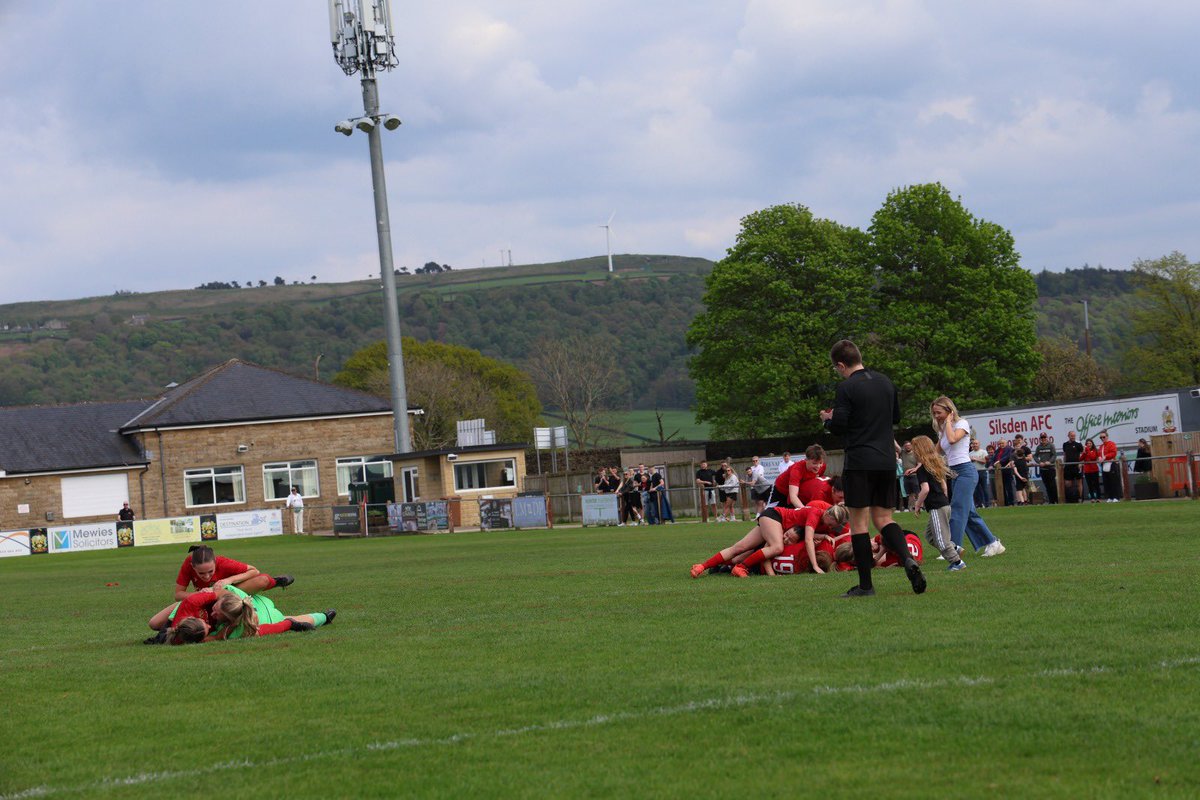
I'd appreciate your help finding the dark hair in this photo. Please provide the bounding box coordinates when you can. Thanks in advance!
[805,444,825,461]
[828,474,843,492]
[190,545,215,565]
[830,339,862,367]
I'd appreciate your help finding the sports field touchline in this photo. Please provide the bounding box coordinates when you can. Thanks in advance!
[4,654,1198,800]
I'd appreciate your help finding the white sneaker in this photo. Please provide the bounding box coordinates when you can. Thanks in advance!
[617,522,625,527]
[983,540,1006,557]
[936,555,946,561]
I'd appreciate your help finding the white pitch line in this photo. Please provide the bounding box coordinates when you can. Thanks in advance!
[3,656,1198,800]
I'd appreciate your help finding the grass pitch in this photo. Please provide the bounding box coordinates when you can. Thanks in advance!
[2,502,1198,798]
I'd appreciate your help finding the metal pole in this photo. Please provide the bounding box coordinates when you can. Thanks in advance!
[360,76,411,453]
[1083,300,1092,357]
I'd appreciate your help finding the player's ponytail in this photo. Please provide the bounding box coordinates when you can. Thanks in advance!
[215,593,260,637]
[190,545,216,566]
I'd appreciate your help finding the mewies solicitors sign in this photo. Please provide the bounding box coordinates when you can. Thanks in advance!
[965,393,1181,448]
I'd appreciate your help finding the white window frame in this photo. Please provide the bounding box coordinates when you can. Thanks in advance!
[184,466,246,508]
[262,460,320,502]
[335,455,394,496]
[453,458,517,493]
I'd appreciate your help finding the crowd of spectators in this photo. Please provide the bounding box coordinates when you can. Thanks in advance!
[592,463,675,525]
[899,429,1154,507]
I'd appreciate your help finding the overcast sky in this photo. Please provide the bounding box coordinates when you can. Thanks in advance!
[1,1,1197,304]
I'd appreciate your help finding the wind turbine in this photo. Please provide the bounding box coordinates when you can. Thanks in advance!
[600,212,615,273]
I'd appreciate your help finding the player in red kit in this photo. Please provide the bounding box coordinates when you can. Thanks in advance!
[766,444,828,508]
[173,545,293,601]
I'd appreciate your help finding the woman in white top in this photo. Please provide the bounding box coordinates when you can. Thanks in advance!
[718,465,741,522]
[968,439,993,509]
[931,396,1005,558]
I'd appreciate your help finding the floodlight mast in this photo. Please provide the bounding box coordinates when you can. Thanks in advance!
[328,0,411,454]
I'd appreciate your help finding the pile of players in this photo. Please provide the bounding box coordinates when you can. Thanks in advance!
[143,545,336,645]
[689,444,927,578]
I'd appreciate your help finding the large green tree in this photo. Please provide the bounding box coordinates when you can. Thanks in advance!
[686,204,871,437]
[1121,252,1200,388]
[687,185,1040,433]
[868,183,1039,421]
[334,339,542,450]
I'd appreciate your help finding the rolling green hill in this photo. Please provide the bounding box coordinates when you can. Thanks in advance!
[0,260,1149,417]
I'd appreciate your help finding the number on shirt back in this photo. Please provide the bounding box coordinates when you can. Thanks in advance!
[772,554,796,574]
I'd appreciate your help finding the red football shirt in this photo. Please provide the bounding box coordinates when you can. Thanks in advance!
[173,591,219,625]
[767,543,812,575]
[176,555,251,591]
[875,534,924,567]
[772,459,827,498]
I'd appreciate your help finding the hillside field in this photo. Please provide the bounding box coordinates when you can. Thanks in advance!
[2,501,1197,798]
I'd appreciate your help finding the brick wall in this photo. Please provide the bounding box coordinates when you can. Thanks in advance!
[0,414,395,532]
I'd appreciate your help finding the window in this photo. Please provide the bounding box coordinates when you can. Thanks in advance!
[336,456,394,496]
[185,466,245,507]
[453,458,516,492]
[263,460,319,501]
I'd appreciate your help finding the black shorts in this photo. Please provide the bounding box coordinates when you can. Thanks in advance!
[759,507,784,525]
[902,474,920,494]
[623,492,642,509]
[763,486,796,509]
[718,490,738,503]
[1062,465,1080,480]
[843,469,898,509]
[751,487,771,502]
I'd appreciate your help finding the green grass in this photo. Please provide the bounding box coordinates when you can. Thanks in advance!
[2,502,1198,798]
[616,408,710,444]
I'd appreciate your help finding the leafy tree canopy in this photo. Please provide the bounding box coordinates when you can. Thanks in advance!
[1121,251,1200,388]
[688,185,1040,434]
[334,338,542,450]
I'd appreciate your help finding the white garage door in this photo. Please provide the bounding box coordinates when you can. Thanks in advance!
[61,474,130,519]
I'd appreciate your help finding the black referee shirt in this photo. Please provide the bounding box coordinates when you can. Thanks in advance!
[825,367,901,471]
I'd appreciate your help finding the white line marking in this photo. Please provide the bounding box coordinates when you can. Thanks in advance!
[3,656,1197,799]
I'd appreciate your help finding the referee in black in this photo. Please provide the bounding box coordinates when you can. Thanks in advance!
[820,339,926,597]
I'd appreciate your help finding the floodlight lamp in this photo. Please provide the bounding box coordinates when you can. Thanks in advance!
[355,116,377,133]
[382,115,402,131]
[335,120,355,136]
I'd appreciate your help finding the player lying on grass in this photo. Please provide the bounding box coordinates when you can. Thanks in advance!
[753,527,836,575]
[172,544,294,602]
[689,501,849,578]
[147,586,335,644]
[834,530,923,570]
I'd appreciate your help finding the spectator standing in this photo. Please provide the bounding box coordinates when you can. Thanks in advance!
[995,438,1016,507]
[695,461,718,522]
[1098,430,1121,502]
[900,441,919,512]
[618,468,645,525]
[118,502,136,522]
[1061,431,1084,503]
[969,439,991,509]
[1012,434,1031,505]
[718,465,740,521]
[647,468,674,523]
[1033,432,1059,504]
[1134,438,1153,475]
[745,456,770,515]
[286,486,305,534]
[1082,439,1102,502]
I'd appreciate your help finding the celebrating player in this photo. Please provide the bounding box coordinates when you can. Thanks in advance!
[688,502,849,578]
[764,444,828,508]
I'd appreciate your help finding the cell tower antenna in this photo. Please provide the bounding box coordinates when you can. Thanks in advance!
[327,0,410,453]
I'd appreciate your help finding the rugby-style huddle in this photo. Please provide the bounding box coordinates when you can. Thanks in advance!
[143,545,336,645]
[691,339,1006,597]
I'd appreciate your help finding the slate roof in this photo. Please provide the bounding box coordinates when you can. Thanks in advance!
[0,401,149,474]
[120,359,393,430]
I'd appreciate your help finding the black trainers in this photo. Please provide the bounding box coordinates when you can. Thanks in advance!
[905,559,927,595]
[290,619,316,632]
[274,575,295,588]
[841,585,876,598]
[142,627,171,645]
[324,609,337,625]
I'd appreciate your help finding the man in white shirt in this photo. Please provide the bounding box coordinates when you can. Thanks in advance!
[286,486,305,534]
